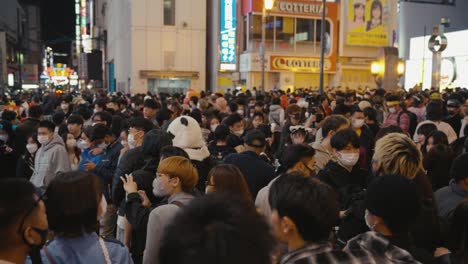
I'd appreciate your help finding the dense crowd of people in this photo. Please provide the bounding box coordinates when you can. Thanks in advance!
[1,86,468,264]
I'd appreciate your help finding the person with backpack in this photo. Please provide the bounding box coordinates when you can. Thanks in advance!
[383,94,416,136]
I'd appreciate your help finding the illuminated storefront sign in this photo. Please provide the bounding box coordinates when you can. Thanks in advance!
[276,1,325,16]
[220,0,237,71]
[270,56,333,72]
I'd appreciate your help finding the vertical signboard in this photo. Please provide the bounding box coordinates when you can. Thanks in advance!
[220,0,237,71]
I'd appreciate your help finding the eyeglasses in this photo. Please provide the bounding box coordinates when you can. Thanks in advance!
[17,191,47,234]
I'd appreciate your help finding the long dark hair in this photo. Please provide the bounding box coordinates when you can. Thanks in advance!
[207,164,252,202]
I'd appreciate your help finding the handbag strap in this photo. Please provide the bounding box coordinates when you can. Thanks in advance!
[43,245,55,264]
[99,237,112,264]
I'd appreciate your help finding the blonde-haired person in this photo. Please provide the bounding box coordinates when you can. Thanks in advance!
[372,132,423,180]
[142,156,198,264]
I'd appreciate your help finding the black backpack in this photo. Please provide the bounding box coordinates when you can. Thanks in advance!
[398,110,418,136]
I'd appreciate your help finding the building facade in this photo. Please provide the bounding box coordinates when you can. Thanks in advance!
[107,0,207,94]
[237,0,398,91]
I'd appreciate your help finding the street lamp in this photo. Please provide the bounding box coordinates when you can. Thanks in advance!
[397,60,405,78]
[261,0,274,93]
[371,61,383,89]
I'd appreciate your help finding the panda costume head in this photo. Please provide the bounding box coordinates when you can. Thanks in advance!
[167,116,210,161]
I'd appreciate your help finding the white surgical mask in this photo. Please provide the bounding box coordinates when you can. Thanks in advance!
[98,195,107,221]
[365,210,376,231]
[26,143,38,154]
[98,143,108,149]
[388,107,396,114]
[127,133,137,149]
[338,152,359,167]
[152,177,171,197]
[233,129,244,137]
[0,134,8,143]
[210,124,219,132]
[61,103,69,110]
[121,140,128,147]
[37,135,50,145]
[352,119,365,128]
[237,110,244,116]
[77,139,91,149]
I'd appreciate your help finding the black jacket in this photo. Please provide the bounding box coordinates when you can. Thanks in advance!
[317,161,368,210]
[224,151,275,198]
[16,153,35,179]
[93,140,123,201]
[112,146,145,206]
[357,125,375,170]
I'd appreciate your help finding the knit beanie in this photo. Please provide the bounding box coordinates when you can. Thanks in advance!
[365,174,421,234]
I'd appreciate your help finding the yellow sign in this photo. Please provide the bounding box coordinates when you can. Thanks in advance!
[346,0,389,47]
[270,56,334,72]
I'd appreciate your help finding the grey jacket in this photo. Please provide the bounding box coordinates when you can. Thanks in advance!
[30,134,71,187]
[435,179,468,223]
[143,192,194,264]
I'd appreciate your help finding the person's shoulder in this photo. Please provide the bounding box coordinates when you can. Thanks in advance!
[434,185,452,198]
[103,237,126,248]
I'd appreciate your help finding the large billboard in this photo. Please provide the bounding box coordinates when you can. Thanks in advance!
[346,0,390,47]
[220,0,237,71]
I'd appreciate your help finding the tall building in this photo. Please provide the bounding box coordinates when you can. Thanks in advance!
[107,0,207,94]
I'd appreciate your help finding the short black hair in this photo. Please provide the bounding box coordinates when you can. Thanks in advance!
[46,171,102,237]
[280,144,315,171]
[95,99,107,109]
[214,124,230,141]
[144,99,160,109]
[28,105,43,119]
[67,115,84,125]
[272,98,281,105]
[0,178,37,247]
[426,101,443,121]
[321,115,349,138]
[141,129,173,160]
[330,128,359,150]
[350,105,363,115]
[38,120,55,132]
[252,111,264,120]
[223,114,243,127]
[363,107,377,122]
[94,111,112,127]
[269,172,339,242]
[416,123,437,137]
[128,117,154,133]
[1,110,17,122]
[159,193,275,264]
[90,124,111,141]
[365,174,421,234]
[160,145,189,160]
[52,111,66,126]
[450,153,468,182]
[229,102,239,113]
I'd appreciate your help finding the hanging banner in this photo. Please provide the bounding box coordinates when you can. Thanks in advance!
[346,0,389,47]
[220,0,237,71]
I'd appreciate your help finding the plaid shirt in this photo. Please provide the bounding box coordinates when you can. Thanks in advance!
[278,241,376,264]
[345,231,422,264]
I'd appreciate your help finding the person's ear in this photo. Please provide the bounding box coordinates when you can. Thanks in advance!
[327,130,335,138]
[171,177,180,189]
[23,226,37,245]
[281,216,296,235]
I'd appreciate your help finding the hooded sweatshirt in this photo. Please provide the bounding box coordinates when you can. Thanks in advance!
[30,134,71,187]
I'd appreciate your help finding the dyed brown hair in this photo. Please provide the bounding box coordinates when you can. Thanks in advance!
[207,164,252,202]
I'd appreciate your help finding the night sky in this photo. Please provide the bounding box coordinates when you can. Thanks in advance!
[39,0,74,63]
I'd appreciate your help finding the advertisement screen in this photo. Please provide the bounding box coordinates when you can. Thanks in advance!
[220,0,237,71]
[346,0,390,47]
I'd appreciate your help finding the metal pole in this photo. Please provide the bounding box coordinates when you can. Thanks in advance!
[318,0,326,95]
[261,4,266,93]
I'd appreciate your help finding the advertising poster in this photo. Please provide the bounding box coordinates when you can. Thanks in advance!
[346,0,389,47]
[220,0,237,71]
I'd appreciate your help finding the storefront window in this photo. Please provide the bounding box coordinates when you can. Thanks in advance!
[295,18,331,56]
[164,0,176,26]
[148,78,190,94]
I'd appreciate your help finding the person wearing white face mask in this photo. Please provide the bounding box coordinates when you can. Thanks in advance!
[344,174,438,263]
[317,129,367,213]
[30,120,70,187]
[120,156,198,264]
[224,113,245,152]
[62,133,81,171]
[16,135,41,179]
[350,106,375,169]
[77,125,107,172]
